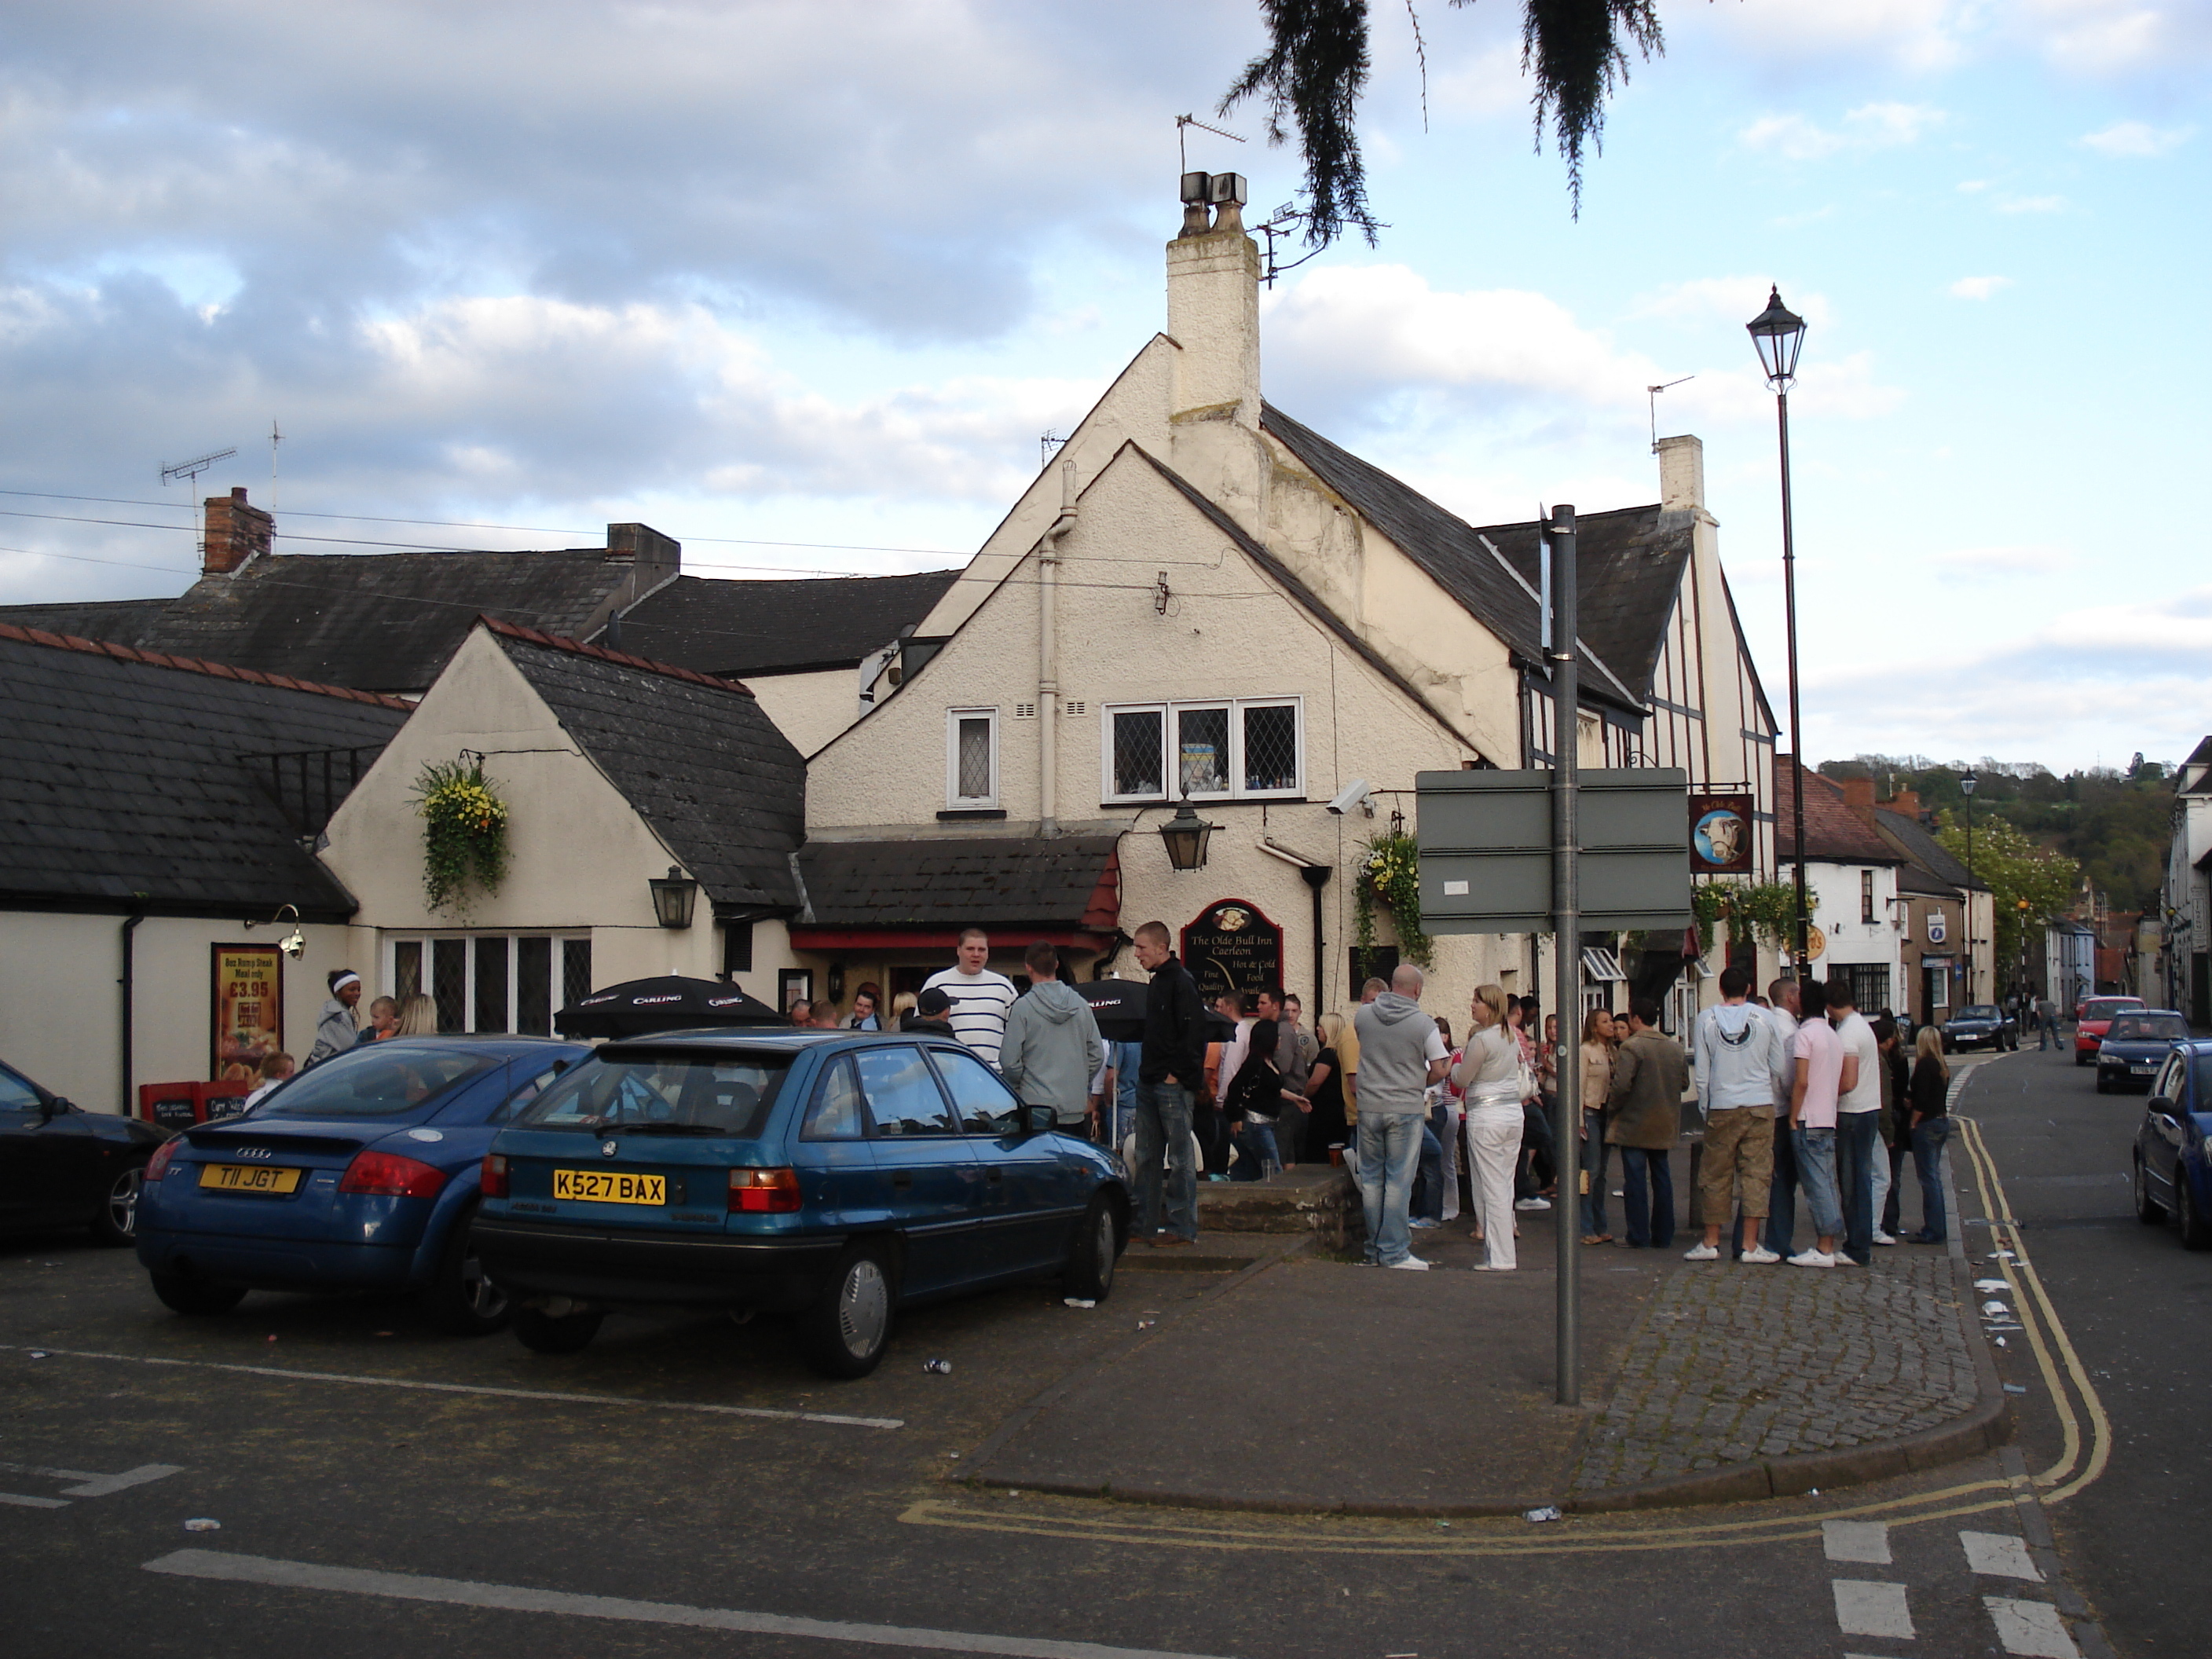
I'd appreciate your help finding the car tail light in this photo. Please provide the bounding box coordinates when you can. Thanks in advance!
[145,1137,182,1181]
[481,1153,510,1199]
[339,1149,449,1199]
[728,1166,801,1213]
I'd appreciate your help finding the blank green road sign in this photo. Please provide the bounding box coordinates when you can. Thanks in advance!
[1415,768,1693,934]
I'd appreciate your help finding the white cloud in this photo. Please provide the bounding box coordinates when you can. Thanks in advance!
[1947,276,2013,299]
[2079,119,2195,156]
[1738,102,1947,161]
[1690,0,1969,74]
[1995,194,2067,213]
[1630,276,1837,331]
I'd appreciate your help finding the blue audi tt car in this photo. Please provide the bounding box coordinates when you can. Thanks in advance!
[471,1029,1130,1377]
[2133,1038,2212,1251]
[137,1035,587,1332]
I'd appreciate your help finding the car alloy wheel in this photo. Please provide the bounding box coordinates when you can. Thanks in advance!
[93,1166,144,1246]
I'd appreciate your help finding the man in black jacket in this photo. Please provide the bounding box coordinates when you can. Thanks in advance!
[1133,919,1207,1247]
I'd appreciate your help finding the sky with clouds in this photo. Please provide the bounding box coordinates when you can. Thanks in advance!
[2,0,2205,772]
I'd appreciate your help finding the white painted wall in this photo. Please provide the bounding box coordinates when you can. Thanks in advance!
[0,910,357,1115]
[742,665,866,759]
[1800,858,1905,1004]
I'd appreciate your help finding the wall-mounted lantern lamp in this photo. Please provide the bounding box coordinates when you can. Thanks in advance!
[1158,794,1218,873]
[649,866,698,929]
[245,903,307,958]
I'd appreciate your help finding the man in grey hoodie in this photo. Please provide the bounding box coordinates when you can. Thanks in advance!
[1351,964,1450,1269]
[998,941,1107,1136]
[1686,965,1782,1263]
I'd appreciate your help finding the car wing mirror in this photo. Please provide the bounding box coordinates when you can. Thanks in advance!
[1021,1104,1054,1137]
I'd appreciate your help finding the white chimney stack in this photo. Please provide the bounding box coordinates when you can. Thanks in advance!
[1165,172,1266,533]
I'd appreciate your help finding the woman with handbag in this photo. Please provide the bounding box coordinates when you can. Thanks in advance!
[1452,983,1525,1271]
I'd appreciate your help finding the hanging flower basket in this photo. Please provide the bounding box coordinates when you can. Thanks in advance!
[1690,877,1814,953]
[1353,829,1432,973]
[414,758,509,915]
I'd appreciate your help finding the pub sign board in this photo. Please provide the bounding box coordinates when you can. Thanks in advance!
[1688,793,1756,876]
[1181,900,1284,1003]
[211,943,284,1084]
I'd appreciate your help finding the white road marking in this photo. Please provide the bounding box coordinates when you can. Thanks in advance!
[1961,1530,2043,1582]
[0,1461,183,1500]
[1822,1520,1892,1564]
[0,1345,899,1430]
[1985,1596,2078,1658]
[143,1549,1236,1659]
[1832,1580,1914,1639]
[0,1493,70,1509]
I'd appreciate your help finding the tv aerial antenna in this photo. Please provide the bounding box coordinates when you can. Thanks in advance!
[1647,377,1694,452]
[1176,113,1243,173]
[161,446,238,566]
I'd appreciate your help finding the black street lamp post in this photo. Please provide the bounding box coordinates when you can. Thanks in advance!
[1747,287,1811,976]
[1961,770,1978,999]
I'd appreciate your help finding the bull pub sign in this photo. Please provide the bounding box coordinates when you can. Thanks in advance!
[1180,899,1284,1002]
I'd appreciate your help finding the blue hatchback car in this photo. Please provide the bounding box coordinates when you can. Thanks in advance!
[471,1030,1130,1377]
[2133,1038,2212,1250]
[137,1035,588,1332]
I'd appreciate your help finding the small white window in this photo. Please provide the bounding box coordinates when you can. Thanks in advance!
[947,708,998,807]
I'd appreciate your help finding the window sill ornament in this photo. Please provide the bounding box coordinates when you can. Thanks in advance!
[414,757,509,917]
[1354,830,1430,972]
[1690,878,1815,954]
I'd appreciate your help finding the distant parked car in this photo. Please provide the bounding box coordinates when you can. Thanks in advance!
[1,1057,166,1243]
[2133,1040,2212,1249]
[471,1029,1130,1378]
[2097,1010,2189,1094]
[135,1036,587,1332]
[2075,996,2148,1066]
[1941,1005,2017,1053]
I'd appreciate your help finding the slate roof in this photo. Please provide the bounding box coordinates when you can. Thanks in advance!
[617,571,962,678]
[1262,404,1682,712]
[1875,807,1985,895]
[0,624,411,917]
[138,551,640,694]
[485,621,807,914]
[1775,763,1900,865]
[0,596,170,647]
[795,836,1122,930]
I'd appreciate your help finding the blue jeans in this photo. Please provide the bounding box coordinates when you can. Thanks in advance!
[1357,1111,1426,1265]
[1792,1126,1844,1241]
[1835,1111,1881,1264]
[1412,1121,1445,1221]
[1762,1122,1800,1255]
[1910,1117,1952,1241]
[1619,1146,1673,1248]
[1580,1111,1611,1236]
[1231,1118,1278,1181]
[1109,1041,1143,1147]
[1133,1080,1197,1242]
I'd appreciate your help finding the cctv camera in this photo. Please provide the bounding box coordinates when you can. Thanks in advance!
[1327,779,1374,816]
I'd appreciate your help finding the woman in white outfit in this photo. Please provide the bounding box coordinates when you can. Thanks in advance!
[1452,983,1525,1271]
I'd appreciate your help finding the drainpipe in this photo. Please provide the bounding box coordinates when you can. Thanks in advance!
[119,909,145,1116]
[1301,865,1331,1016]
[1038,459,1077,839]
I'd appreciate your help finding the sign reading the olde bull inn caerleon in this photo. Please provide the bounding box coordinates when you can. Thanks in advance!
[1181,900,1284,1002]
[1687,793,1756,875]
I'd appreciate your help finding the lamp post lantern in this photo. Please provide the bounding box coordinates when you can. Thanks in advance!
[1961,770,1978,999]
[1747,286,1811,975]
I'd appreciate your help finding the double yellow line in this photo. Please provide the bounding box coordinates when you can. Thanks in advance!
[904,1085,2111,1558]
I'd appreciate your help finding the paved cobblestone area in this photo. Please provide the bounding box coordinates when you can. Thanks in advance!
[1571,1250,1979,1492]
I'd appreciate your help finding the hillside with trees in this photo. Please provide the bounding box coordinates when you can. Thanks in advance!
[1818,755,2172,914]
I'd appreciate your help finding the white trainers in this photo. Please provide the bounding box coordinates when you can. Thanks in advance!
[1740,1246,1782,1265]
[1832,1253,1862,1266]
[1787,1248,1835,1269]
[1683,1243,1719,1261]
[1514,1197,1551,1211]
[1872,1230,1898,1246]
[1386,1255,1433,1271]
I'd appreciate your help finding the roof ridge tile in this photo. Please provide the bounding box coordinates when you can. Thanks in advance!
[0,620,414,709]
[478,614,756,697]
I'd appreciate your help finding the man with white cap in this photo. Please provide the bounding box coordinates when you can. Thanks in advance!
[308,969,364,1065]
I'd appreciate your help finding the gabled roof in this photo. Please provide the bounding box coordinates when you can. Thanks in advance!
[483,621,807,914]
[0,624,410,917]
[137,551,642,694]
[796,836,1121,930]
[1776,763,1900,865]
[616,569,961,678]
[2177,735,2212,796]
[1875,807,1985,894]
[1261,404,1683,714]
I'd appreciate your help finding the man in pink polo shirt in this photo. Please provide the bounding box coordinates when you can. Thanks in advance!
[1785,979,1859,1268]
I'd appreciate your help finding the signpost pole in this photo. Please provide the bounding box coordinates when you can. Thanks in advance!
[1547,506,1580,1408]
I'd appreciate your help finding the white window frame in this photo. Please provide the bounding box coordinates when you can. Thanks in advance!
[1100,695,1305,804]
[383,932,592,1035]
[946,707,1000,808]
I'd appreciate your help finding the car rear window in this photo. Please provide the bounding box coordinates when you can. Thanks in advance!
[514,1053,790,1137]
[258,1049,500,1117]
[2084,999,2142,1020]
[2108,1015,2188,1041]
